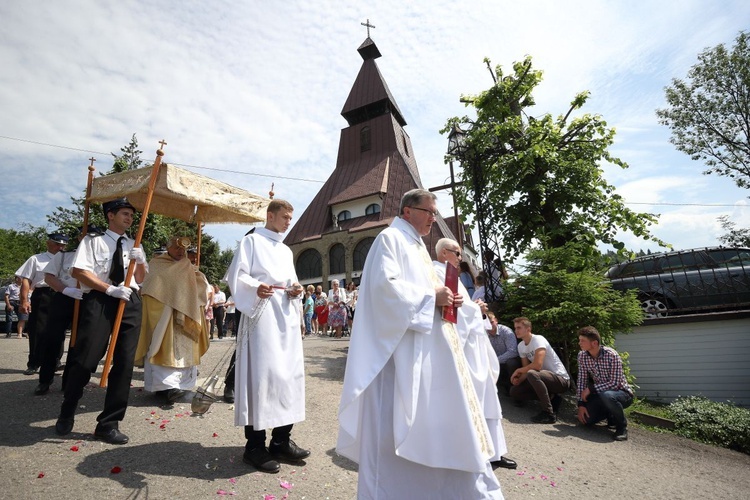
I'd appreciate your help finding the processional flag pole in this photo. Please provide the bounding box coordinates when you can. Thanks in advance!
[69,158,96,348]
[100,140,167,387]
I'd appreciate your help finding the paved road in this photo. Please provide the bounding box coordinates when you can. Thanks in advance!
[1,335,748,499]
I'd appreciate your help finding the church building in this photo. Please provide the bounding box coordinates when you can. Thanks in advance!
[284,35,457,288]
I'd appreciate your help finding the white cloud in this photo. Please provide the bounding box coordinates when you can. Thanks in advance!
[2,0,750,255]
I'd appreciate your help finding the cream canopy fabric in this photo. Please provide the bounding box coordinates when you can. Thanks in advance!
[88,163,270,224]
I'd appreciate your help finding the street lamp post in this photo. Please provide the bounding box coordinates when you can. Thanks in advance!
[447,124,505,306]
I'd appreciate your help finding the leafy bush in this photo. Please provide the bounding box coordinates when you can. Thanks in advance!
[668,396,750,454]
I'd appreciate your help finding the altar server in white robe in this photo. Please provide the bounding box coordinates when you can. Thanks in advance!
[225,199,309,475]
[337,189,504,499]
[434,238,517,470]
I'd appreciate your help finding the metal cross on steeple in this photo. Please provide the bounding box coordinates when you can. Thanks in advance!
[361,18,375,37]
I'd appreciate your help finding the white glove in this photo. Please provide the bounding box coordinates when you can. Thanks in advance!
[106,285,133,301]
[129,247,147,265]
[62,287,83,300]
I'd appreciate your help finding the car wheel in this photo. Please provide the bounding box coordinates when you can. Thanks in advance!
[640,296,669,319]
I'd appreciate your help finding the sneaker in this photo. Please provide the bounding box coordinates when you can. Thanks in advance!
[269,438,311,462]
[614,429,628,441]
[243,447,280,473]
[531,411,557,424]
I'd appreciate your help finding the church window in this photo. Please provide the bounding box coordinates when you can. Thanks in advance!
[329,244,346,274]
[338,210,351,222]
[296,249,322,280]
[365,203,380,215]
[360,126,371,152]
[353,237,375,271]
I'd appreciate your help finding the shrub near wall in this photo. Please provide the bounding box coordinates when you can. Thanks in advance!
[669,396,750,454]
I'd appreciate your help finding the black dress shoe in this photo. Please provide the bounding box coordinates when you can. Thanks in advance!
[94,427,129,445]
[23,367,38,376]
[55,417,74,436]
[614,429,628,441]
[491,456,518,470]
[56,362,65,372]
[34,383,51,395]
[243,447,280,473]
[166,388,188,403]
[269,439,311,462]
[223,385,234,404]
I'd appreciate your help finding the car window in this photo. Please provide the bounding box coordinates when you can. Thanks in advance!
[616,260,655,278]
[659,252,705,272]
[706,249,750,267]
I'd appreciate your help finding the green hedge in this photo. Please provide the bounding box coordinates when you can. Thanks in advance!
[668,396,750,454]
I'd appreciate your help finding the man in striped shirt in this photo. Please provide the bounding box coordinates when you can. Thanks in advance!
[576,326,633,441]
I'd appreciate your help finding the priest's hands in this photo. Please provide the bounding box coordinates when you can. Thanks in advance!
[435,286,463,308]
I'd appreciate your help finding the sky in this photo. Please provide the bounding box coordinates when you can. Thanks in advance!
[1,0,749,262]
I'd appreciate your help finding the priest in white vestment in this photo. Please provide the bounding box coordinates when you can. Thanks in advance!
[434,238,517,470]
[337,189,504,499]
[136,236,210,404]
[225,199,310,475]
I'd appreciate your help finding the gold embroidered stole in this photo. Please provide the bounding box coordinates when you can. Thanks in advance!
[416,244,492,457]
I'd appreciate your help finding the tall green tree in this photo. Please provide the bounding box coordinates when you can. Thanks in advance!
[657,31,750,189]
[501,243,643,373]
[0,226,47,284]
[443,56,666,262]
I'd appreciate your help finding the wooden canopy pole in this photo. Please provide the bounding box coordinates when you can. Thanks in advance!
[100,141,166,387]
[69,158,96,348]
[196,221,203,268]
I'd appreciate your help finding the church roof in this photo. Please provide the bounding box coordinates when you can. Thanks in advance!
[284,37,455,251]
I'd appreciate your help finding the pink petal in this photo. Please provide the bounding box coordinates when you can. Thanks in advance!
[264,495,276,500]
[70,445,79,452]
[557,467,564,471]
[279,480,293,490]
[550,481,557,487]
[213,433,219,438]
[229,478,237,485]
[540,475,548,480]
[516,471,525,476]
[217,490,227,495]
[37,472,45,478]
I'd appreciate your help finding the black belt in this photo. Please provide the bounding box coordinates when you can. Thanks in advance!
[32,287,55,295]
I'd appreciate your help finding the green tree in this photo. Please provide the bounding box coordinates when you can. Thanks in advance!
[500,243,643,373]
[657,31,750,189]
[443,56,666,262]
[717,215,750,246]
[0,226,47,284]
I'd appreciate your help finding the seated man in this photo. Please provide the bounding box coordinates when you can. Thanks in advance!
[576,326,634,441]
[135,236,210,404]
[510,316,571,423]
[485,312,521,396]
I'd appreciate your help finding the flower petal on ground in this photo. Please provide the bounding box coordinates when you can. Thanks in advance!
[111,466,122,474]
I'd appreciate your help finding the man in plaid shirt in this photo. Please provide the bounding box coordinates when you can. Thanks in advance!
[576,326,634,441]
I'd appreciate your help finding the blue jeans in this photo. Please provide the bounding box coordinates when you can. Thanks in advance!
[582,390,633,432]
[304,313,313,334]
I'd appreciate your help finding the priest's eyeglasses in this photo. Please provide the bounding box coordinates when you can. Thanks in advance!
[447,249,462,258]
[409,206,438,218]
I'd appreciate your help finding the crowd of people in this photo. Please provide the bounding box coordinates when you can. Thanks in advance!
[3,190,633,498]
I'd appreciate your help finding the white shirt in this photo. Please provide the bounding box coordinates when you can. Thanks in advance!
[518,334,570,380]
[72,229,139,292]
[44,251,78,288]
[16,251,56,288]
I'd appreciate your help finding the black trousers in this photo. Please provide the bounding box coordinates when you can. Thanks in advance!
[38,293,75,385]
[27,287,55,369]
[213,306,225,338]
[60,290,141,429]
[244,423,294,449]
